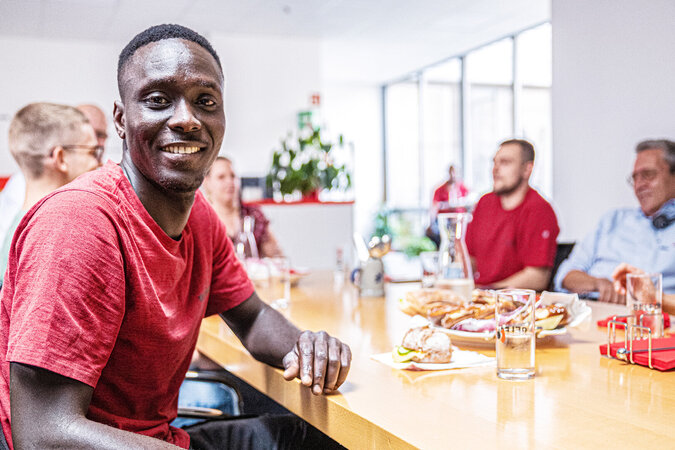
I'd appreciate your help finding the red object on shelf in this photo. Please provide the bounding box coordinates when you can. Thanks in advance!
[597,313,671,328]
[302,190,320,202]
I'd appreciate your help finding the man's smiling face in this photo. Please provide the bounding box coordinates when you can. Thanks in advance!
[116,38,225,193]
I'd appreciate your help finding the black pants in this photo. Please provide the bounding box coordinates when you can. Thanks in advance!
[183,370,345,450]
[186,414,309,450]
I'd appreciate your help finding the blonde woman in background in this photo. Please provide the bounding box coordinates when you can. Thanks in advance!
[202,156,283,258]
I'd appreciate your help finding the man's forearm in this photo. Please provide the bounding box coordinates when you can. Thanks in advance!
[11,363,180,450]
[220,293,301,368]
[241,305,302,367]
[561,270,601,293]
[491,266,551,291]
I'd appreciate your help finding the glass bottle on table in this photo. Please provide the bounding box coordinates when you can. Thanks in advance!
[234,215,259,260]
[436,212,474,302]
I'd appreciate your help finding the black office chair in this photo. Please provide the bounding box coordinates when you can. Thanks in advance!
[0,426,9,450]
[174,370,247,428]
[548,242,575,291]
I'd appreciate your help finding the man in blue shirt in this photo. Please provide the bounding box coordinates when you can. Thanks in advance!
[555,139,675,303]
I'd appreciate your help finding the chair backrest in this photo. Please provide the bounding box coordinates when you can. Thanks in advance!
[548,242,575,291]
[0,425,10,450]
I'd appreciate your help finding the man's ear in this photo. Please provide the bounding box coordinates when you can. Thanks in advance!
[523,161,534,179]
[113,100,125,139]
[49,146,69,174]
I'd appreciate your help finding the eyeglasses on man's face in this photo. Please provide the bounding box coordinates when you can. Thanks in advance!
[61,144,104,162]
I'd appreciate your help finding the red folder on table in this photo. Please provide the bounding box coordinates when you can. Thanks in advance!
[599,336,675,371]
[597,313,670,328]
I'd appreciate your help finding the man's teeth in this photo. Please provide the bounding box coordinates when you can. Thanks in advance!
[162,146,201,154]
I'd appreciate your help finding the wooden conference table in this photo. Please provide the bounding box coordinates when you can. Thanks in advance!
[196,272,675,449]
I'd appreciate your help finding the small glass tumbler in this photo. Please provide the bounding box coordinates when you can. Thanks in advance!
[419,251,439,288]
[265,257,291,310]
[626,272,663,339]
[495,289,536,380]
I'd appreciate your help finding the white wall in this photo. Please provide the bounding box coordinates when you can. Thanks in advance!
[551,0,675,241]
[0,34,323,180]
[209,33,322,177]
[0,37,122,174]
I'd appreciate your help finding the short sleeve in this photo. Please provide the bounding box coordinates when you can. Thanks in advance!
[517,201,560,268]
[205,205,255,317]
[5,190,125,387]
[432,185,446,203]
[465,196,485,256]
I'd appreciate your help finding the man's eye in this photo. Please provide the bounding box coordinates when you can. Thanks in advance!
[199,98,216,107]
[147,96,168,105]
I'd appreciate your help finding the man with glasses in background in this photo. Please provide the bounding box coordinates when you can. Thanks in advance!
[555,139,675,302]
[0,102,101,286]
[0,104,108,254]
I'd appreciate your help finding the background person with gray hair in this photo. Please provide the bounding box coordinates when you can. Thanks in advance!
[555,139,675,304]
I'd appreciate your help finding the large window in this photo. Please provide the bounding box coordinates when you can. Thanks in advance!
[383,23,552,208]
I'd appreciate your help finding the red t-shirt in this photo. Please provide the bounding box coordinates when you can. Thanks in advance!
[465,188,559,286]
[0,162,254,449]
[433,181,469,203]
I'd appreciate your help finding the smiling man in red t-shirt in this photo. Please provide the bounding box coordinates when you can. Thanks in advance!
[0,24,351,450]
[465,139,559,291]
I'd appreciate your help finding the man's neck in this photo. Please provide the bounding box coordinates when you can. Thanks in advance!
[121,155,195,240]
[22,176,64,211]
[498,183,530,211]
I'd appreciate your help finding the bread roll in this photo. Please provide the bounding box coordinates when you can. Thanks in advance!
[401,326,453,363]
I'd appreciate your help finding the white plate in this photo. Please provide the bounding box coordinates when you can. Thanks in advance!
[414,292,592,347]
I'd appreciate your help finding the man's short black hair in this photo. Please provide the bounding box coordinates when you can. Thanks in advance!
[117,24,222,88]
[500,138,535,163]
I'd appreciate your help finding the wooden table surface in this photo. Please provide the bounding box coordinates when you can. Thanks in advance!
[196,271,675,449]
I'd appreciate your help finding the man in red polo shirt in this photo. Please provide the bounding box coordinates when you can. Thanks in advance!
[465,139,559,291]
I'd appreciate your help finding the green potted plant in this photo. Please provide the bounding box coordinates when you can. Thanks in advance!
[266,128,352,202]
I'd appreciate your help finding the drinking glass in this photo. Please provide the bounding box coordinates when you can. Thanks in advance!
[626,272,663,338]
[265,257,291,310]
[495,289,535,380]
[419,251,439,288]
[244,258,270,289]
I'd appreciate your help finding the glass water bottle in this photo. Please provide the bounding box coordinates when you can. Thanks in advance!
[234,215,259,260]
[436,212,474,301]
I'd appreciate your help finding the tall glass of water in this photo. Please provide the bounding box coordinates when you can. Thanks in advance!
[627,272,663,338]
[495,289,535,380]
[265,256,291,310]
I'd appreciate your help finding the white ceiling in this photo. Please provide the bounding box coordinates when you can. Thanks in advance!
[0,0,550,57]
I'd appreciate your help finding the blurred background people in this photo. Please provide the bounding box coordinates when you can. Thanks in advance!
[556,139,675,302]
[202,156,283,258]
[0,104,108,249]
[466,139,559,291]
[432,164,469,211]
[0,102,101,285]
[76,104,109,150]
[426,164,470,247]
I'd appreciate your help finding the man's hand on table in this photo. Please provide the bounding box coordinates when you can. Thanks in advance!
[595,277,625,303]
[611,262,643,296]
[282,330,351,395]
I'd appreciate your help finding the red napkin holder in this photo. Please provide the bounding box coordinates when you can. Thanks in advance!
[597,313,670,328]
[599,337,675,371]
[599,317,675,371]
